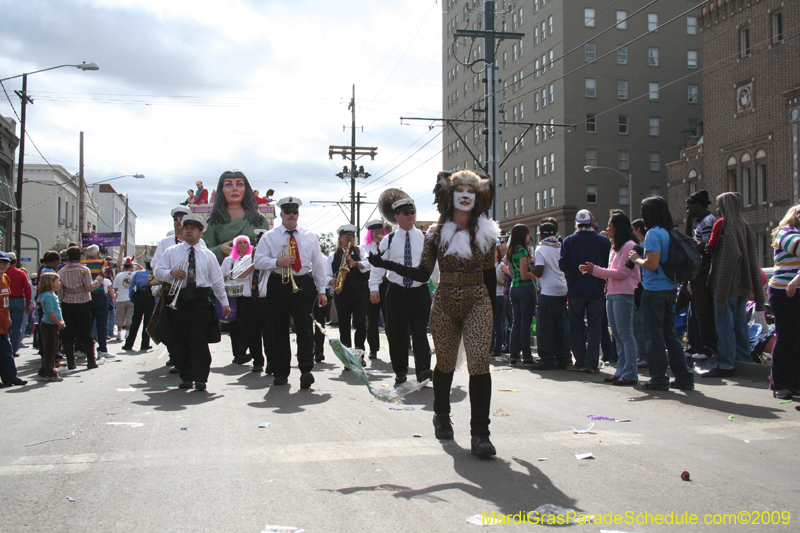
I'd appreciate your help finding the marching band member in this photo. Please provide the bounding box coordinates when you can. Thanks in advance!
[154,214,230,392]
[370,171,500,457]
[221,236,253,366]
[369,196,434,388]
[253,197,327,389]
[363,219,388,360]
[239,228,272,374]
[328,224,370,362]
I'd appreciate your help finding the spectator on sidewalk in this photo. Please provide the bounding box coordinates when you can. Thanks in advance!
[57,246,104,370]
[530,222,569,369]
[631,219,649,367]
[112,259,135,344]
[0,252,27,387]
[5,252,32,357]
[559,209,610,373]
[81,245,112,360]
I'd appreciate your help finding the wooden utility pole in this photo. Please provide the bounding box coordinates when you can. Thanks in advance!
[78,131,86,242]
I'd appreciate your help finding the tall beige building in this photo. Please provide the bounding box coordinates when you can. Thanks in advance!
[443,0,703,234]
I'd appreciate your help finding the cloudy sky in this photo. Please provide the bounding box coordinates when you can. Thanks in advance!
[0,0,444,244]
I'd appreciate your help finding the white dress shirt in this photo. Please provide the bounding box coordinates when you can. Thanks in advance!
[253,223,327,294]
[150,233,182,269]
[369,226,428,291]
[154,241,228,306]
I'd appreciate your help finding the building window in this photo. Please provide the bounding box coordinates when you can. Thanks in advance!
[534,27,539,45]
[585,8,595,27]
[648,13,659,31]
[549,49,554,68]
[618,115,629,135]
[687,16,698,35]
[760,234,773,267]
[504,201,508,219]
[541,156,548,175]
[534,59,540,78]
[618,150,630,170]
[535,193,540,211]
[503,51,508,68]
[513,74,518,92]
[542,189,548,209]
[512,44,518,62]
[535,92,540,110]
[541,53,547,73]
[772,11,784,44]
[549,153,555,173]
[650,152,661,171]
[586,185,597,204]
[650,186,661,197]
[688,84,699,104]
[649,48,659,66]
[535,159,540,177]
[520,165,525,183]
[519,102,524,119]
[550,187,555,206]
[512,12,517,30]
[585,43,595,62]
[503,81,508,98]
[521,196,525,214]
[739,27,751,58]
[548,15,553,34]
[585,78,596,98]
[549,84,554,103]
[619,185,629,206]
[504,171,508,188]
[742,166,753,206]
[649,82,659,101]
[616,11,627,30]
[617,46,628,64]
[542,88,547,107]
[586,114,596,133]
[649,117,660,136]
[618,80,628,99]
[757,162,767,204]
[687,50,698,69]
[518,8,523,26]
[513,167,518,184]
[535,126,540,143]
[586,149,597,167]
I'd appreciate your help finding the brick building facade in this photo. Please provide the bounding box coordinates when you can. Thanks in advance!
[668,0,800,267]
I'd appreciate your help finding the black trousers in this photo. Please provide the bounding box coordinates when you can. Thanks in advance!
[367,278,389,353]
[385,283,431,379]
[313,293,331,356]
[239,296,271,367]
[126,292,155,349]
[62,301,95,365]
[169,297,213,383]
[267,273,317,378]
[229,297,249,360]
[334,285,368,350]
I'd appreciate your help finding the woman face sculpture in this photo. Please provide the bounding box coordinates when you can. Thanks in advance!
[453,184,476,212]
[222,177,246,208]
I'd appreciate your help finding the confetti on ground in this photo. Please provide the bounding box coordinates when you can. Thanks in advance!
[728,415,735,421]
[259,422,270,428]
[116,388,136,392]
[572,423,594,434]
[779,400,793,404]
[587,415,630,422]
[25,430,82,447]
[181,427,189,431]
[492,409,509,417]
[537,458,548,461]
[389,406,415,411]
[498,388,518,392]
[105,422,143,428]
[412,434,422,438]
[66,497,76,502]
[575,453,594,460]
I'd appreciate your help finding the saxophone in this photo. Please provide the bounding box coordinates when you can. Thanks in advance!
[334,242,352,294]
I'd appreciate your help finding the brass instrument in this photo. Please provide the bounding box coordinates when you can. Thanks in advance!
[167,261,189,310]
[334,242,352,294]
[230,255,253,279]
[378,188,412,226]
[281,237,301,293]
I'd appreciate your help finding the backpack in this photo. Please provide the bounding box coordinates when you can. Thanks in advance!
[661,228,702,283]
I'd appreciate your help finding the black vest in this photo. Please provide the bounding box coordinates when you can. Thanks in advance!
[332,247,367,291]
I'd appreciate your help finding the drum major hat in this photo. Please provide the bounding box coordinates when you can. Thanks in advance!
[276,197,303,210]
[391,198,415,213]
[171,206,191,218]
[337,224,357,236]
[181,213,207,232]
[365,219,383,230]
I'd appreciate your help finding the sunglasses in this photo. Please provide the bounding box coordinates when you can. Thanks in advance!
[282,209,299,215]
[173,216,185,221]
[399,209,416,216]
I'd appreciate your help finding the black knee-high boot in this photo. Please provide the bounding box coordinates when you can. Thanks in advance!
[432,368,455,439]
[469,373,496,457]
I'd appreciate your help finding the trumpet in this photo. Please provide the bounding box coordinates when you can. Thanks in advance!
[334,241,352,294]
[167,261,189,310]
[281,237,301,293]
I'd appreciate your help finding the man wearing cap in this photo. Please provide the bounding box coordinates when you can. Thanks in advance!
[684,190,717,360]
[0,252,28,387]
[327,224,370,360]
[254,197,328,389]
[112,258,135,344]
[124,259,156,351]
[559,209,611,373]
[5,252,32,357]
[363,219,388,359]
[531,222,570,369]
[369,198,433,387]
[154,214,230,391]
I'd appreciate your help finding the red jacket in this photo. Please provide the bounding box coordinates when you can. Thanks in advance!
[0,273,10,334]
[6,266,31,308]
[195,188,209,204]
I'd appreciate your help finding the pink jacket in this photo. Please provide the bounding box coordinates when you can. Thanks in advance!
[591,240,640,295]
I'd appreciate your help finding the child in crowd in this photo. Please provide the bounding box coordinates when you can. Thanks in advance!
[37,273,66,382]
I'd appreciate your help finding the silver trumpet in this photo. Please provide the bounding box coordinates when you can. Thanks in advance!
[167,261,189,310]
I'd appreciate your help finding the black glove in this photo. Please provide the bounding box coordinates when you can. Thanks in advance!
[368,250,430,282]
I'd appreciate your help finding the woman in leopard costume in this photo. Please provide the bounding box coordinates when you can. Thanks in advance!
[371,170,500,457]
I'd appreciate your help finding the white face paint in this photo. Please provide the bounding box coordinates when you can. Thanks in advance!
[454,191,476,212]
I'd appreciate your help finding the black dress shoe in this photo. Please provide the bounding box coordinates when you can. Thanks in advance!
[603,375,620,382]
[169,367,180,374]
[640,381,669,391]
[300,372,315,390]
[530,361,559,370]
[471,436,497,457]
[139,345,151,351]
[612,378,638,386]
[265,362,273,375]
[432,413,454,439]
[394,375,407,388]
[194,382,207,391]
[252,366,263,373]
[670,380,695,391]
[11,378,28,386]
[121,344,134,351]
[417,369,433,382]
[773,389,793,400]
[178,380,193,389]
[700,367,736,378]
[314,352,325,363]
[272,376,288,386]
[369,351,378,360]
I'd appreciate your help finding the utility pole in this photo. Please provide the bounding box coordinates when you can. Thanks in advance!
[78,131,86,242]
[13,73,32,259]
[328,85,377,242]
[122,193,129,258]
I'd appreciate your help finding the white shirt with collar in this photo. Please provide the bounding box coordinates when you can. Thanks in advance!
[154,241,228,306]
[369,226,428,291]
[253,223,327,294]
[151,233,182,268]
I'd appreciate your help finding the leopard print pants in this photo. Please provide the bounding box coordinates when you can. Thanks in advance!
[430,284,492,375]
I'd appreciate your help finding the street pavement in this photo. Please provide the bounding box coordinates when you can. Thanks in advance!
[1,331,798,533]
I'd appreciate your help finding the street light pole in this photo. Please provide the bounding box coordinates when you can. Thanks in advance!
[1,62,99,257]
[584,165,633,209]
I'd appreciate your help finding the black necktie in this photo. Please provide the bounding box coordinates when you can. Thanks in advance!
[187,247,197,290]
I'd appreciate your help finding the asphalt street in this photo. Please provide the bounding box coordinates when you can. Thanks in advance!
[1,330,798,533]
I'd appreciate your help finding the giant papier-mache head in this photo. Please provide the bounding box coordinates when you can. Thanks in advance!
[433,170,494,216]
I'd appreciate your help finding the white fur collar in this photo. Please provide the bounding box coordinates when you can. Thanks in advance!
[427,217,500,259]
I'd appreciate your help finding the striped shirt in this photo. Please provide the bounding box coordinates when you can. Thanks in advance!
[81,259,109,293]
[510,246,534,288]
[58,262,105,304]
[770,226,800,289]
[693,212,716,245]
